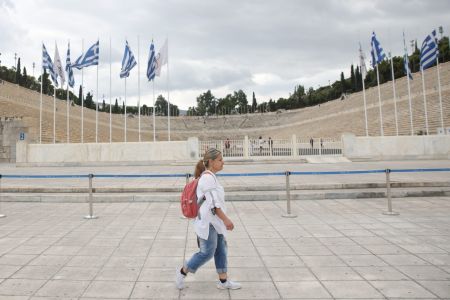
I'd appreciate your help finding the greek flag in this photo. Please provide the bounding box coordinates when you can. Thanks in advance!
[120,40,137,78]
[420,30,438,70]
[403,53,413,80]
[42,43,58,85]
[147,41,157,81]
[66,43,75,88]
[370,32,386,68]
[72,40,99,70]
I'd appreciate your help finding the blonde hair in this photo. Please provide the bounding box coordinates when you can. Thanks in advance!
[194,148,222,178]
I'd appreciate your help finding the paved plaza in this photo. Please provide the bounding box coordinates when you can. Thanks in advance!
[0,196,450,299]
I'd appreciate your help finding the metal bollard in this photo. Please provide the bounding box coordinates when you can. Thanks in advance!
[84,174,98,219]
[282,171,297,218]
[383,169,399,216]
[0,175,6,218]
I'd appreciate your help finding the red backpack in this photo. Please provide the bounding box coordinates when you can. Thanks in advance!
[181,171,214,218]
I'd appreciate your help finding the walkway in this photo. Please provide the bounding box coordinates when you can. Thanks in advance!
[0,197,449,299]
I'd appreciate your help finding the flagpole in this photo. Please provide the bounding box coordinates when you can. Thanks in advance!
[153,81,156,141]
[138,35,141,142]
[166,38,170,141]
[375,65,384,136]
[53,81,56,144]
[389,52,399,135]
[40,48,43,144]
[420,67,429,135]
[109,37,112,143]
[66,82,69,143]
[436,57,445,134]
[39,42,44,144]
[124,78,127,142]
[81,39,84,143]
[359,43,369,136]
[96,40,99,143]
[403,32,414,135]
[361,72,368,136]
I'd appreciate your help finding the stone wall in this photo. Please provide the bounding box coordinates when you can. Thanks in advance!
[0,117,28,163]
[342,133,450,160]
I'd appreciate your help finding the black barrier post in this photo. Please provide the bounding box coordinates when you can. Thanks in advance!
[383,169,399,216]
[84,174,98,219]
[282,171,297,218]
[0,175,5,218]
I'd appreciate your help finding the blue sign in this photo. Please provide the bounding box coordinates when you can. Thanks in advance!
[19,132,25,141]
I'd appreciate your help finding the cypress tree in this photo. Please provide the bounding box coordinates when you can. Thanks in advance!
[350,64,356,92]
[16,58,21,84]
[340,72,346,94]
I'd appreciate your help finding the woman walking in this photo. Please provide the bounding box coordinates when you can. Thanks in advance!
[175,148,241,290]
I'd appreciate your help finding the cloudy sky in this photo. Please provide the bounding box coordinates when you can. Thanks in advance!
[1,0,449,110]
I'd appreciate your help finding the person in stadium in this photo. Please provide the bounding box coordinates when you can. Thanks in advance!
[175,148,241,290]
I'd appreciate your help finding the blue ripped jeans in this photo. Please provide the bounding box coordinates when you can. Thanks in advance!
[185,224,228,274]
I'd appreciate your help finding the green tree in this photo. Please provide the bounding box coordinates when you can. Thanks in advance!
[21,67,28,87]
[113,98,120,113]
[350,64,356,92]
[85,92,94,109]
[252,92,257,112]
[15,57,21,84]
[196,90,215,115]
[340,71,346,94]
[234,90,248,113]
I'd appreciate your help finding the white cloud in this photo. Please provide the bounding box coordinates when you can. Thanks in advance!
[1,0,449,109]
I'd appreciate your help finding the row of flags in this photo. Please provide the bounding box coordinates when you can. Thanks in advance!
[359,29,440,80]
[41,39,168,89]
[358,28,443,137]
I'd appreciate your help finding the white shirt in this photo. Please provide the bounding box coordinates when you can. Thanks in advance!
[194,171,227,240]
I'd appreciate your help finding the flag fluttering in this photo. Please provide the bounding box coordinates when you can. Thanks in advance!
[53,43,65,87]
[66,42,75,88]
[370,32,386,68]
[120,40,137,78]
[155,38,168,76]
[147,41,157,81]
[42,43,58,85]
[403,53,413,80]
[420,30,438,70]
[72,40,99,69]
[359,43,367,79]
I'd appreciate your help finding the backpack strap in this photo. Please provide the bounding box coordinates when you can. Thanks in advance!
[197,170,218,220]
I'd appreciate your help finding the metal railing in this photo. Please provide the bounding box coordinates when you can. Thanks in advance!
[199,137,342,159]
[0,168,449,219]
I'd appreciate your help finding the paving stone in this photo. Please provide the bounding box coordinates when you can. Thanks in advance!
[276,281,331,299]
[82,280,135,298]
[370,280,438,298]
[352,266,410,280]
[0,278,46,296]
[229,281,280,299]
[311,266,363,280]
[11,265,60,280]
[418,280,450,298]
[321,280,384,298]
[131,281,180,299]
[34,280,90,297]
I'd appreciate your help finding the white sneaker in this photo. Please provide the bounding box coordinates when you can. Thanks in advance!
[217,280,241,290]
[175,268,186,290]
